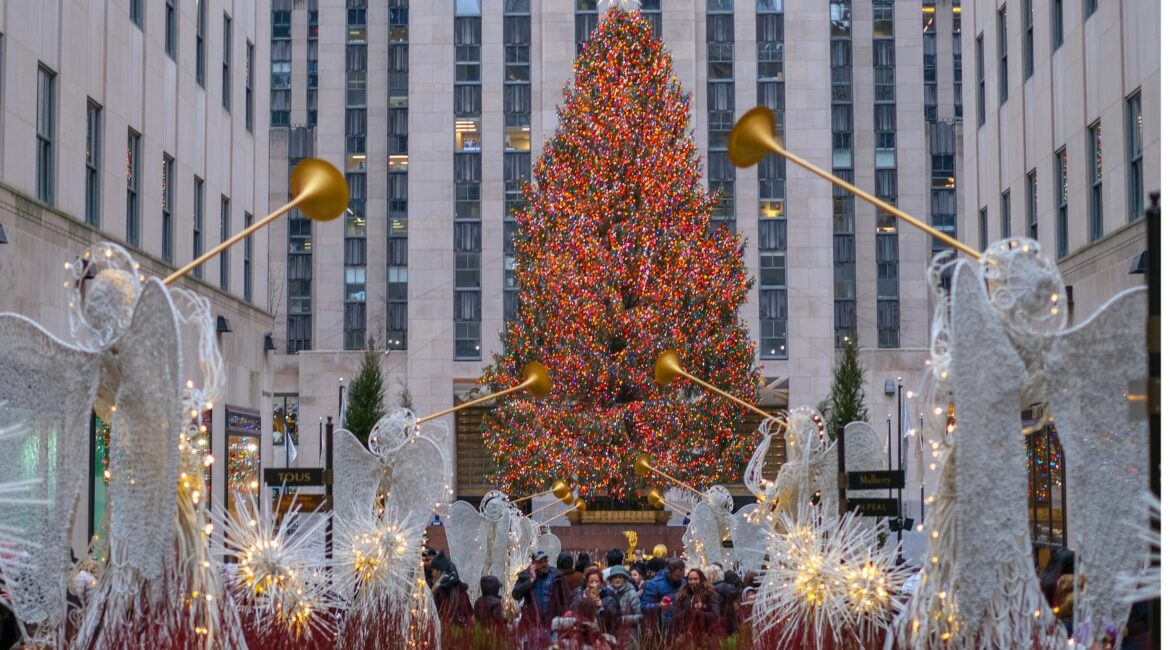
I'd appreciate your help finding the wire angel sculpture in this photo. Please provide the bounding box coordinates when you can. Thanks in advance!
[446,491,523,602]
[332,409,452,647]
[682,486,735,568]
[895,240,1149,649]
[0,243,245,649]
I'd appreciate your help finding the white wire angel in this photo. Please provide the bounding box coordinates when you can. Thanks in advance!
[446,491,523,602]
[681,486,735,568]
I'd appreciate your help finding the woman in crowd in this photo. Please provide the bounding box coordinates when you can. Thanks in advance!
[673,567,722,643]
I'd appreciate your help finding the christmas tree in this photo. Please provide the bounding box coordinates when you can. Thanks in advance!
[819,337,869,438]
[345,340,386,447]
[481,7,760,499]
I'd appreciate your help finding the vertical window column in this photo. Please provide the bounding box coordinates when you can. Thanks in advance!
[757,0,786,359]
[1001,190,1011,238]
[929,121,957,252]
[504,0,531,323]
[1055,147,1068,256]
[1027,169,1038,239]
[953,1,962,120]
[343,1,368,350]
[126,129,141,246]
[997,6,1008,105]
[922,1,937,122]
[196,0,206,86]
[873,0,898,349]
[193,176,204,279]
[271,1,292,126]
[641,0,662,37]
[223,14,232,111]
[86,100,102,226]
[707,0,734,229]
[307,0,319,126]
[287,127,315,352]
[245,41,255,131]
[976,33,985,126]
[1126,92,1143,221]
[36,65,55,205]
[1023,0,1034,79]
[830,0,855,346]
[244,212,253,302]
[386,0,409,350]
[575,0,598,53]
[220,195,231,290]
[162,154,175,263]
[1088,121,1102,241]
[454,1,482,360]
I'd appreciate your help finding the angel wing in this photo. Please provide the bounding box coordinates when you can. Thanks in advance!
[333,430,384,522]
[534,530,561,565]
[895,261,1059,649]
[446,494,513,601]
[0,314,101,633]
[685,487,733,567]
[1044,287,1148,636]
[103,280,183,580]
[730,505,769,571]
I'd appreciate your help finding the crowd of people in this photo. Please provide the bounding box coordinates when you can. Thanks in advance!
[422,546,759,649]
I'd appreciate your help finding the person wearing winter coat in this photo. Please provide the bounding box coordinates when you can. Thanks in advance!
[640,558,684,630]
[429,552,473,628]
[473,575,506,633]
[674,568,723,643]
[713,570,743,635]
[604,566,643,650]
[548,552,578,626]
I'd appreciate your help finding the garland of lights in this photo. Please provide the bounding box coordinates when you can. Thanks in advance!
[480,8,760,499]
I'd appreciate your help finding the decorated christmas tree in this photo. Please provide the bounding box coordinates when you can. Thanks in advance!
[481,7,760,499]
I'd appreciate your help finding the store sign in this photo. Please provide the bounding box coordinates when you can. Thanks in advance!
[264,467,330,486]
[845,498,900,517]
[845,470,905,490]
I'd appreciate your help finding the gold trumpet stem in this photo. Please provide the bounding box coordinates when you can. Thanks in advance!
[680,371,777,421]
[510,489,551,506]
[416,382,528,424]
[660,500,690,517]
[769,146,980,259]
[647,466,705,499]
[528,498,564,518]
[164,196,304,285]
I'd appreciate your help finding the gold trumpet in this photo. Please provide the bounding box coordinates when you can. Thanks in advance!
[654,350,777,421]
[647,487,689,517]
[416,361,551,424]
[165,158,348,284]
[536,497,587,528]
[634,452,704,498]
[727,106,980,259]
[511,480,573,506]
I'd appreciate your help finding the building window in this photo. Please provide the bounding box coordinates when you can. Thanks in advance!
[997,6,1008,105]
[36,65,54,205]
[272,394,299,448]
[1052,0,1063,51]
[831,0,855,347]
[241,211,252,302]
[1055,148,1068,257]
[1027,169,1038,239]
[923,1,937,121]
[1022,0,1034,79]
[1126,91,1143,221]
[953,2,962,119]
[162,154,175,263]
[929,122,957,252]
[85,100,101,227]
[504,0,529,324]
[196,0,206,85]
[131,0,143,28]
[165,0,178,59]
[245,41,254,132]
[1086,121,1103,241]
[1085,0,1097,18]
[193,177,204,279]
[975,33,985,126]
[707,0,735,223]
[1001,190,1011,238]
[222,14,232,111]
[575,0,598,53]
[455,1,482,361]
[126,129,141,246]
[758,0,785,359]
[220,196,230,290]
[978,206,988,251]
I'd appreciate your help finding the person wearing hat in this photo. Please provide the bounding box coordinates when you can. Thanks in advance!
[429,552,473,629]
[512,550,556,643]
[604,565,643,650]
[422,546,439,587]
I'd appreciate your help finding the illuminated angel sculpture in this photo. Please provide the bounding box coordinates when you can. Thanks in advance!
[446,491,524,602]
[682,486,735,568]
[332,408,453,647]
[894,239,1149,649]
[0,243,244,648]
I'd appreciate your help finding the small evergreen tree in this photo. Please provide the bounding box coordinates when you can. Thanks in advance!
[397,382,414,412]
[821,337,869,438]
[345,339,386,447]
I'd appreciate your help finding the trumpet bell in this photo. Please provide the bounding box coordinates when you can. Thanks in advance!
[728,106,783,169]
[522,361,551,398]
[552,479,573,504]
[290,158,349,221]
[647,488,664,509]
[634,453,653,478]
[574,497,587,514]
[653,350,684,386]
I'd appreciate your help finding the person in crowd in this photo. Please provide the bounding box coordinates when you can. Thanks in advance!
[575,567,608,631]
[640,558,685,630]
[422,546,438,587]
[633,549,646,564]
[713,570,743,635]
[644,556,665,582]
[1040,548,1076,607]
[568,552,589,593]
[551,589,609,650]
[512,552,555,646]
[473,575,506,633]
[628,566,645,595]
[674,567,722,642]
[603,548,625,580]
[429,552,473,628]
[548,551,578,624]
[738,571,760,623]
[604,566,643,650]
